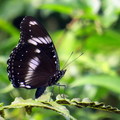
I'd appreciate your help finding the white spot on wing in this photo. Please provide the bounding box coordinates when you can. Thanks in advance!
[35,49,41,53]
[34,57,40,63]
[30,58,39,66]
[25,76,31,80]
[19,82,31,88]
[25,57,40,83]
[28,39,37,46]
[38,37,47,44]
[45,36,52,43]
[28,67,33,71]
[29,62,37,70]
[44,37,48,43]
[26,85,31,88]
[29,21,38,25]
[20,82,25,87]
[25,79,31,82]
[53,55,56,58]
[32,37,42,44]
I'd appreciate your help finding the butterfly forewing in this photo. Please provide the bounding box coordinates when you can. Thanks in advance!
[20,16,60,70]
[7,16,60,89]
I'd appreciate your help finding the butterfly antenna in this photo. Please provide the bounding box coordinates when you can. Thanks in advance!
[62,51,74,70]
[62,52,84,70]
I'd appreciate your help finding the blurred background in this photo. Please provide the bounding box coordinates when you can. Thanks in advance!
[0,0,120,119]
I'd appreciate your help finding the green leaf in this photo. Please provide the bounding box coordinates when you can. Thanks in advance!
[85,30,120,53]
[71,75,120,94]
[1,96,76,120]
[40,4,73,14]
[0,19,19,36]
[0,0,25,20]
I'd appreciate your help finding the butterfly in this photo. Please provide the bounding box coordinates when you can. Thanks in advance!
[7,16,66,98]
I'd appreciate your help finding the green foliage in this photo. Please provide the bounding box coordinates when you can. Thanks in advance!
[0,95,120,120]
[0,0,120,119]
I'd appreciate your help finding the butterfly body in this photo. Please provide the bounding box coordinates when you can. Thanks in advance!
[7,16,66,98]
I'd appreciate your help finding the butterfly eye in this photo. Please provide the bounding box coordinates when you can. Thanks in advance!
[7,16,66,98]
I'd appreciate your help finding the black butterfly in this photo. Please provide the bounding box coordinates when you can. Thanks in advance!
[7,16,66,98]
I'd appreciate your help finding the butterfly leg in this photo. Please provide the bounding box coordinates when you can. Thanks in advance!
[55,83,67,98]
